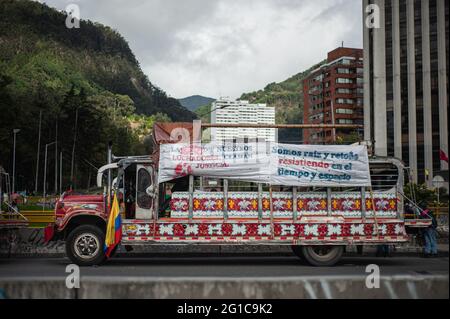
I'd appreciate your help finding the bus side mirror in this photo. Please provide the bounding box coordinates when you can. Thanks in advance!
[146,185,155,197]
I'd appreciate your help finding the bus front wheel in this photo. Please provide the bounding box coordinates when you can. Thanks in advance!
[300,245,344,267]
[66,225,106,266]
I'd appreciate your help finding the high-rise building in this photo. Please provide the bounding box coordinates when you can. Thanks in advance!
[363,0,449,186]
[303,47,364,144]
[210,98,277,142]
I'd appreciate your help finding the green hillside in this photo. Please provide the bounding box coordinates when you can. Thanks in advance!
[179,95,216,111]
[0,0,195,192]
[240,61,325,143]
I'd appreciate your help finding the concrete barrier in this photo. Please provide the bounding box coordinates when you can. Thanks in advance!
[0,275,447,299]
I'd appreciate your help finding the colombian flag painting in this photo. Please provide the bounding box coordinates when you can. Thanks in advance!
[104,192,122,258]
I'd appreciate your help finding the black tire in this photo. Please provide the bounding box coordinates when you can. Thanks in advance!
[291,245,305,259]
[301,245,344,267]
[66,225,106,266]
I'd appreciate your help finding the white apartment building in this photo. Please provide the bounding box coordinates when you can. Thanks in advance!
[210,98,277,142]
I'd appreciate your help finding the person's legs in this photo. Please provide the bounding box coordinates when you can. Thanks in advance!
[356,245,363,255]
[430,229,438,255]
[423,229,432,255]
[384,245,392,257]
[376,245,383,257]
[376,245,388,257]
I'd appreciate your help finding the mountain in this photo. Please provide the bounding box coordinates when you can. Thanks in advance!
[240,61,325,143]
[178,95,216,111]
[0,0,196,191]
[0,0,196,122]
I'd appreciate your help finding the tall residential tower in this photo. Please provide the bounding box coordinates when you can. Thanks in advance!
[210,98,277,142]
[363,0,449,185]
[303,47,364,144]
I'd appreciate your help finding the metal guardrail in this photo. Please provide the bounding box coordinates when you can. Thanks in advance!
[405,207,449,217]
[0,202,28,221]
[430,207,449,215]
[20,211,54,225]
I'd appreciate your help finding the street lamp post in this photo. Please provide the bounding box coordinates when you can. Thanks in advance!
[59,151,63,195]
[43,141,56,200]
[34,110,42,194]
[54,120,58,195]
[70,108,79,189]
[12,128,21,193]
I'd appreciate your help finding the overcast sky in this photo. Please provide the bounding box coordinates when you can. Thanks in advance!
[41,0,363,99]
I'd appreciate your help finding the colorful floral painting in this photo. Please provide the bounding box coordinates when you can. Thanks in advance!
[122,221,407,243]
[170,191,399,219]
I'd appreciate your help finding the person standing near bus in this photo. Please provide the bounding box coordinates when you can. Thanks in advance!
[419,202,438,258]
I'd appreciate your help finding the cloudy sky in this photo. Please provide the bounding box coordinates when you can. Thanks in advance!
[41,0,363,99]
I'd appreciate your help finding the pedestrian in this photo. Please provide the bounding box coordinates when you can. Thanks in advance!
[356,245,364,255]
[10,199,19,215]
[376,244,391,257]
[419,202,438,258]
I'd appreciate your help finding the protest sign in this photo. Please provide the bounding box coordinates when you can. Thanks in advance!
[158,142,271,184]
[270,144,371,187]
[158,142,371,187]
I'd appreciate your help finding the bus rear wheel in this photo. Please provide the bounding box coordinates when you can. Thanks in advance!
[301,245,344,267]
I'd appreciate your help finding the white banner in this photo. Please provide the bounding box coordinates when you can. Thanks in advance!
[270,144,371,187]
[158,142,371,187]
[158,142,271,184]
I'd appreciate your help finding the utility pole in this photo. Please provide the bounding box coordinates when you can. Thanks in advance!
[12,128,20,193]
[59,151,62,195]
[35,110,42,194]
[43,145,47,200]
[54,119,58,194]
[107,141,113,203]
[43,142,55,199]
[87,170,91,191]
[70,108,79,189]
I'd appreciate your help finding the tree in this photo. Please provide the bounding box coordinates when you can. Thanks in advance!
[403,183,440,207]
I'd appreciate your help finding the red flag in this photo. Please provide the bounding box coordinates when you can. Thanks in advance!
[440,150,449,163]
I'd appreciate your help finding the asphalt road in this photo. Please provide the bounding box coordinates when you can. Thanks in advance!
[0,254,448,278]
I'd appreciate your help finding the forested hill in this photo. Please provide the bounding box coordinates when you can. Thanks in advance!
[240,61,325,143]
[0,0,195,192]
[0,0,195,121]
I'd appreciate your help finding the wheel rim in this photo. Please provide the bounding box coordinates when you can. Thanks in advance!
[307,246,340,261]
[73,233,100,260]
